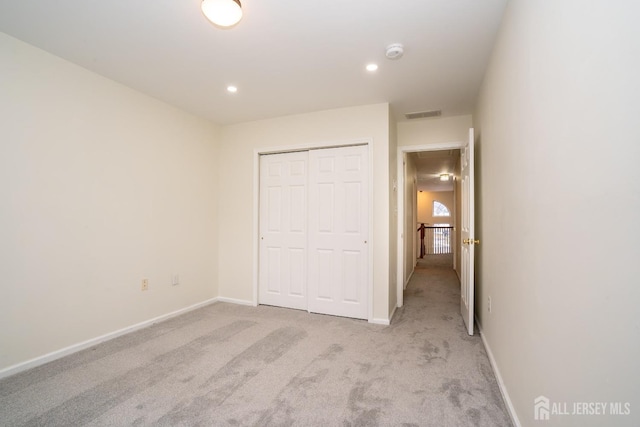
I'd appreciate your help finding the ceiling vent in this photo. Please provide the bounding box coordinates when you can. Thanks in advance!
[405,110,442,120]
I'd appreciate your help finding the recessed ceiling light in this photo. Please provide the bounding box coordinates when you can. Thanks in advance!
[366,63,378,72]
[227,85,238,93]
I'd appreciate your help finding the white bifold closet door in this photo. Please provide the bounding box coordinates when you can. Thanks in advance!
[259,145,369,320]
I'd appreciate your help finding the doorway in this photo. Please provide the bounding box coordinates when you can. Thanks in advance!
[396,143,464,309]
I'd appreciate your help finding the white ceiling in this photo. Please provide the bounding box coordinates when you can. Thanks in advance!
[411,150,459,192]
[0,0,507,125]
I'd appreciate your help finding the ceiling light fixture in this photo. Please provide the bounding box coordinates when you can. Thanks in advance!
[227,85,238,93]
[440,174,450,181]
[366,63,378,72]
[201,0,243,28]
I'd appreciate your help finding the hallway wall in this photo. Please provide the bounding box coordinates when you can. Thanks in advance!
[417,191,454,225]
[474,1,640,426]
[403,154,418,286]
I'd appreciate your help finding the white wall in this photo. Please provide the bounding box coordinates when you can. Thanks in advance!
[217,103,392,322]
[0,34,220,372]
[474,2,640,426]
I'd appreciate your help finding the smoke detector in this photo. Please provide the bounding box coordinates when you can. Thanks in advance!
[385,43,404,60]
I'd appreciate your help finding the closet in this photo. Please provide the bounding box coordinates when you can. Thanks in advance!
[258,145,369,319]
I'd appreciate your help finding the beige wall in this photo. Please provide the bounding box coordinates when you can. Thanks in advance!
[0,33,397,373]
[388,108,398,314]
[398,115,472,148]
[417,191,454,225]
[0,34,220,371]
[474,1,640,426]
[217,103,392,322]
[403,154,418,285]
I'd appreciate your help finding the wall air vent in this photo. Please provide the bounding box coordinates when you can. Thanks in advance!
[405,110,442,120]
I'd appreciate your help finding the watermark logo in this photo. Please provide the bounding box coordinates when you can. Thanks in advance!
[533,395,631,421]
[534,395,550,421]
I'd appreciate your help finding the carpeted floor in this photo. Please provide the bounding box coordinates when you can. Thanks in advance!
[418,253,454,270]
[0,261,512,426]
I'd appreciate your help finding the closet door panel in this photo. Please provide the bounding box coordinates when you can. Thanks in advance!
[259,151,308,310]
[308,145,369,319]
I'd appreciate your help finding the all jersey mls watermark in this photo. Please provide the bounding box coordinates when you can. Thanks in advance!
[534,396,631,421]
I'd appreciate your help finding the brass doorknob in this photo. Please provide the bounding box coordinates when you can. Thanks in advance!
[463,238,480,245]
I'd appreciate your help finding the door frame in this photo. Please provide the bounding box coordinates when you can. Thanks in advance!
[396,141,466,308]
[253,138,375,322]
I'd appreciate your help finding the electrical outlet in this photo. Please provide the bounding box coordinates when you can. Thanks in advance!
[172,274,179,286]
[488,296,492,313]
[142,279,149,291]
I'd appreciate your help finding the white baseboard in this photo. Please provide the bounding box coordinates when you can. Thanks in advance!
[404,269,414,290]
[475,316,522,427]
[0,297,219,380]
[216,296,256,306]
[369,317,391,325]
[388,304,398,324]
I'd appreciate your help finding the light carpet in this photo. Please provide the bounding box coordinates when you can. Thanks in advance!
[0,262,511,426]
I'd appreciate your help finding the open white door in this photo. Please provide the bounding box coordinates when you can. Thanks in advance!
[461,128,477,336]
